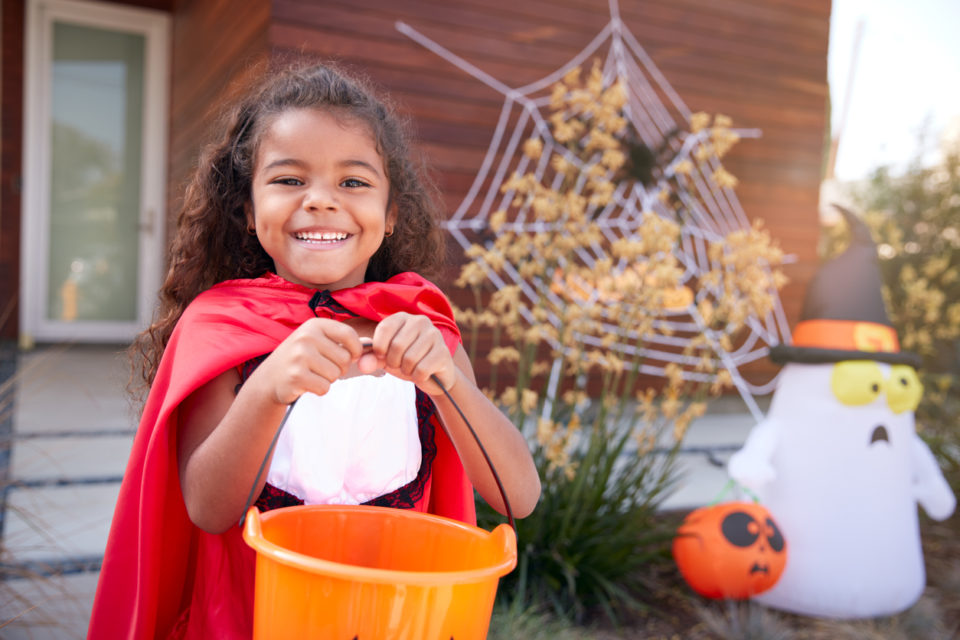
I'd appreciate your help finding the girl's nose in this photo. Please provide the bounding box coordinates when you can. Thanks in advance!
[304,182,337,212]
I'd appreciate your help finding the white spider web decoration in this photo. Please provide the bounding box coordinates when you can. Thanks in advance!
[397,0,792,421]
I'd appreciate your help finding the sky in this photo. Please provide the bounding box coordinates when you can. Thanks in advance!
[828,0,960,181]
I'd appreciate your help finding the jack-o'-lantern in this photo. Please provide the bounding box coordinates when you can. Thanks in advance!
[672,501,786,599]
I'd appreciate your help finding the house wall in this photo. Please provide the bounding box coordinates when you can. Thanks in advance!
[1,0,26,340]
[263,0,832,382]
[3,0,830,361]
[167,0,271,238]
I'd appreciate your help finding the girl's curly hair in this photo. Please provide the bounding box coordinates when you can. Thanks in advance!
[130,61,446,398]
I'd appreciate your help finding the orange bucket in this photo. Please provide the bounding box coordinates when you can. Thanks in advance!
[242,504,517,639]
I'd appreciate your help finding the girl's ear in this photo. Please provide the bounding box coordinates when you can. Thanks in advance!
[244,202,256,233]
[385,202,399,237]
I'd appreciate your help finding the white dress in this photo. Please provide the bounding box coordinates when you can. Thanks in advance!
[265,374,422,505]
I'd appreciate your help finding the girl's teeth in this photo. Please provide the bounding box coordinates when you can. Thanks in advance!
[296,232,348,242]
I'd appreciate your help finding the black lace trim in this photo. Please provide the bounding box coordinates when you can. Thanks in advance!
[233,354,268,395]
[363,389,437,509]
[255,482,303,511]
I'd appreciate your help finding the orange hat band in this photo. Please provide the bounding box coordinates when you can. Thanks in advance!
[791,319,900,354]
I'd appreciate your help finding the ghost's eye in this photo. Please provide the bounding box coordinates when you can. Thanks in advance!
[886,365,922,414]
[831,360,884,407]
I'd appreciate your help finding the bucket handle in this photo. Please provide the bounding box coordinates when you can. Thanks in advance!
[239,373,516,536]
[430,374,516,534]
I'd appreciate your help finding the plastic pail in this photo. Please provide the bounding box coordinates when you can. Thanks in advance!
[242,505,517,639]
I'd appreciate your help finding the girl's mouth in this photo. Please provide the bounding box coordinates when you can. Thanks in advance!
[294,231,350,244]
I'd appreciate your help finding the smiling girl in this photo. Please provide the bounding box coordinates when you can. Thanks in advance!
[88,62,539,640]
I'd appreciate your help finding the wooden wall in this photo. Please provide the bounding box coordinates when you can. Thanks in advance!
[263,0,831,382]
[0,0,26,340]
[1,0,831,361]
[167,0,270,236]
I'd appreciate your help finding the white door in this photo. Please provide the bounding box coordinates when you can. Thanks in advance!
[21,0,169,344]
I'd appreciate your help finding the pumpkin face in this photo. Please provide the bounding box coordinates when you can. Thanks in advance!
[672,501,787,599]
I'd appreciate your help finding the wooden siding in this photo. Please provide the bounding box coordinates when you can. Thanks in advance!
[167,0,270,237]
[0,0,25,340]
[262,0,831,382]
[1,0,830,366]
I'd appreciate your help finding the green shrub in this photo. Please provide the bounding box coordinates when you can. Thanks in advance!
[826,144,960,491]
[457,62,785,623]
[477,403,682,623]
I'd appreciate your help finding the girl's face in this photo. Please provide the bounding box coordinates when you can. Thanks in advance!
[248,108,395,291]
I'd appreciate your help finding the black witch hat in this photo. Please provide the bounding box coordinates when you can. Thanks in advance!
[769,205,921,367]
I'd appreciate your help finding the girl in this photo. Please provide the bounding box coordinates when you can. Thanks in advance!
[88,61,540,639]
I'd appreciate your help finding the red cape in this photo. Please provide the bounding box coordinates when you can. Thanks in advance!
[88,273,474,639]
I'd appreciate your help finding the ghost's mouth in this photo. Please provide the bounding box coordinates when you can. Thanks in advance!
[749,562,769,575]
[870,425,890,445]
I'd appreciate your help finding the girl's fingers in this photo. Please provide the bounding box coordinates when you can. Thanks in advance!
[373,314,455,392]
[398,336,433,378]
[310,351,350,385]
[304,318,364,361]
[355,352,382,375]
[420,342,458,392]
[376,314,426,371]
[283,314,457,396]
[406,343,454,393]
[272,319,366,399]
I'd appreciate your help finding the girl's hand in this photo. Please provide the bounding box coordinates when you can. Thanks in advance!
[251,317,364,405]
[363,312,457,396]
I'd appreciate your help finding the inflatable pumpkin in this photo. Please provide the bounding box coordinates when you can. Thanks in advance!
[672,501,786,599]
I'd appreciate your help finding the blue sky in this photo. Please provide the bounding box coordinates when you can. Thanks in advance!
[828,0,960,180]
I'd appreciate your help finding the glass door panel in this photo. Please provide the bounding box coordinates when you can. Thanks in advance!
[47,22,144,323]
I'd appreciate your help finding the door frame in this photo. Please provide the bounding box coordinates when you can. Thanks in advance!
[21,0,169,344]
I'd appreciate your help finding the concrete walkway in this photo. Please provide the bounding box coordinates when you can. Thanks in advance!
[0,344,759,638]
[1,345,134,640]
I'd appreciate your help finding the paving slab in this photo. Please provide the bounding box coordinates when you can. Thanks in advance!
[3,484,120,563]
[0,573,97,640]
[9,436,132,481]
[13,347,136,436]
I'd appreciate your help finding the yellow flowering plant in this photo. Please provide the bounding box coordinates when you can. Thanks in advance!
[454,61,785,620]
[824,145,960,491]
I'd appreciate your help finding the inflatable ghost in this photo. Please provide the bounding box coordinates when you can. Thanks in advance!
[728,206,955,619]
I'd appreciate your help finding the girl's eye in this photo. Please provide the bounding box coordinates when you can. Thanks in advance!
[271,177,302,186]
[886,365,922,414]
[830,360,884,407]
[341,178,370,188]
